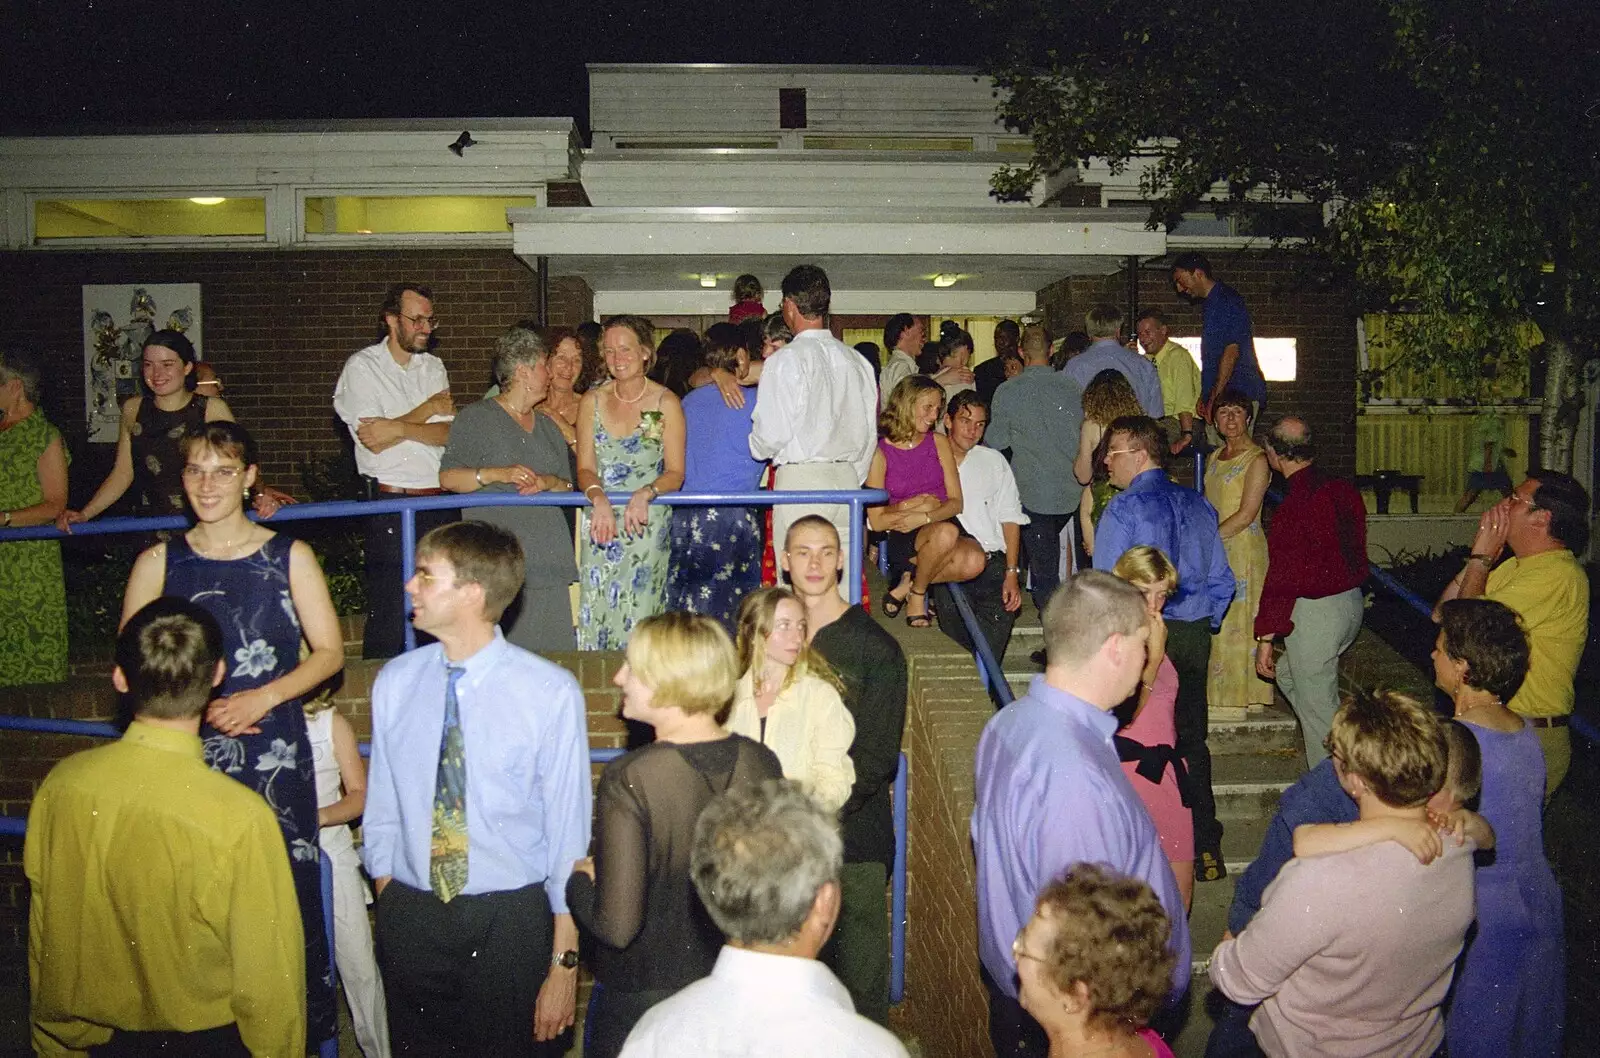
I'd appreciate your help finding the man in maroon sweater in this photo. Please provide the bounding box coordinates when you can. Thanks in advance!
[1254,415,1369,768]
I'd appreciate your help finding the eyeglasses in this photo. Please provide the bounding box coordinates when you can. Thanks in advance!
[1104,448,1140,459]
[1012,932,1048,965]
[181,465,244,482]
[398,313,439,329]
[1507,492,1538,509]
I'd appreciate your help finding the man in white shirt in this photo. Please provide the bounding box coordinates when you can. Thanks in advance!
[932,391,1028,679]
[333,283,457,657]
[749,264,877,593]
[877,313,924,409]
[619,779,907,1058]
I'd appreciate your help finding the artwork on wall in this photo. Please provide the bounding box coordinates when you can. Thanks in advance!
[82,284,203,442]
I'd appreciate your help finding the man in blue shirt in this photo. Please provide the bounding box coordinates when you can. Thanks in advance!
[364,520,592,1055]
[1062,303,1165,418]
[1094,415,1236,881]
[1171,252,1267,431]
[973,571,1191,1058]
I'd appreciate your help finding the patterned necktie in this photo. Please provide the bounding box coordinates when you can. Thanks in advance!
[430,665,469,902]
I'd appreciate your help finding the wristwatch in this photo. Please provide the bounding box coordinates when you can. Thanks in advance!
[552,949,580,969]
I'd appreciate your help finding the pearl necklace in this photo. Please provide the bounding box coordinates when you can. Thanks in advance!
[613,378,647,405]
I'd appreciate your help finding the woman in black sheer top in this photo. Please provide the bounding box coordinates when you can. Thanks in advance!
[567,612,782,1058]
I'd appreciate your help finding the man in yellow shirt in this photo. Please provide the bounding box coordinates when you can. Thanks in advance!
[1136,309,1202,455]
[1436,469,1590,795]
[25,598,305,1057]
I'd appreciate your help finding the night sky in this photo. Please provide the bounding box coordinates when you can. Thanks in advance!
[3,0,996,134]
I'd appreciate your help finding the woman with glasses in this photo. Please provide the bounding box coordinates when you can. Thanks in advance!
[1013,864,1178,1058]
[120,420,343,1044]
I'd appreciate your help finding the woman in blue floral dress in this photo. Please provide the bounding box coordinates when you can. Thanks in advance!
[121,421,344,1044]
[576,315,685,650]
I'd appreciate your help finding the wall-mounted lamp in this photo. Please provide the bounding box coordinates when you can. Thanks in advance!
[932,273,960,288]
[448,131,478,157]
[699,274,719,288]
[188,197,226,206]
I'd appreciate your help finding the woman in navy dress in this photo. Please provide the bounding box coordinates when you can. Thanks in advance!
[1433,598,1564,1057]
[122,420,344,1044]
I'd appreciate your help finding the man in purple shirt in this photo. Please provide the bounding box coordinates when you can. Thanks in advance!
[1061,303,1165,418]
[972,570,1192,1057]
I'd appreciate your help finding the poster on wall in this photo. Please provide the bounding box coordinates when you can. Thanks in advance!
[82,284,203,443]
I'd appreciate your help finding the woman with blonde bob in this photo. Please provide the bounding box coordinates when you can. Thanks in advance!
[1110,546,1194,910]
[725,587,857,812]
[1013,864,1178,1057]
[865,375,983,627]
[567,612,782,1058]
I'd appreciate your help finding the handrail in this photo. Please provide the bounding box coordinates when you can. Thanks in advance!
[0,488,889,651]
[0,714,910,1003]
[944,583,1015,707]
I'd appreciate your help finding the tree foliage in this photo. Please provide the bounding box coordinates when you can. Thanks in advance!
[978,0,1600,458]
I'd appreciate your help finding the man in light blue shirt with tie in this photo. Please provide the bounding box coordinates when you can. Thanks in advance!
[364,520,592,1055]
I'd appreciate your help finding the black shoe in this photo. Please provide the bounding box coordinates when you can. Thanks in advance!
[1197,848,1228,882]
[1030,648,1048,667]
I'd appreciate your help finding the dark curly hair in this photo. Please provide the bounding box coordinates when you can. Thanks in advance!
[1032,864,1175,1034]
[1437,598,1531,705]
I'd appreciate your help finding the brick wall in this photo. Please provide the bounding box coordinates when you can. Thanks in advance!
[1036,252,1360,479]
[0,249,594,499]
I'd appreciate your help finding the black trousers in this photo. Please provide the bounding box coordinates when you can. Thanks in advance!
[92,1025,249,1057]
[374,881,566,1057]
[582,982,680,1058]
[1019,508,1072,614]
[933,551,1018,692]
[1166,617,1223,853]
[983,965,1048,1058]
[362,504,457,659]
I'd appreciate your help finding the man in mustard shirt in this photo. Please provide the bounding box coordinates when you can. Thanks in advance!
[1436,469,1590,795]
[25,598,305,1057]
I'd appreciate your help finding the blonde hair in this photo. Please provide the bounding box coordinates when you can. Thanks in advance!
[878,375,946,444]
[626,612,740,719]
[734,587,843,698]
[1326,690,1448,808]
[1110,545,1178,594]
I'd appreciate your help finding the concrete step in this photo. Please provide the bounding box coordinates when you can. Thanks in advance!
[1212,752,1303,820]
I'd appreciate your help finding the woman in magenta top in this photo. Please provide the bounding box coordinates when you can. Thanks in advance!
[1111,546,1194,911]
[1014,864,1179,1058]
[865,376,983,627]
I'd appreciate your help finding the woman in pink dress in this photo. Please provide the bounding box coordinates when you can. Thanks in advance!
[1014,864,1178,1058]
[1111,545,1194,910]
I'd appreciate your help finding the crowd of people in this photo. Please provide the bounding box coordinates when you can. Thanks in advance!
[9,256,1590,1057]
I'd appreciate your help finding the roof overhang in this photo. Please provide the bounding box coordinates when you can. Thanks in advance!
[510,206,1165,315]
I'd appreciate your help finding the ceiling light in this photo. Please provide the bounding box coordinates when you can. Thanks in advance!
[188,197,226,206]
[700,274,718,288]
[933,273,959,288]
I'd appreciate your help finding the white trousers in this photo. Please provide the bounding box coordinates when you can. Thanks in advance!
[323,827,391,1058]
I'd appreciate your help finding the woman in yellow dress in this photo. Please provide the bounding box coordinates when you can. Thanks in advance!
[1204,390,1274,711]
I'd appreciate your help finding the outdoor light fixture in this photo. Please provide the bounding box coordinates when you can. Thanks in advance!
[448,131,478,157]
[699,274,718,288]
[188,197,226,205]
[933,273,959,287]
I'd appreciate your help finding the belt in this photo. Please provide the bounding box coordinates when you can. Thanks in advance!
[1523,715,1569,729]
[377,484,449,496]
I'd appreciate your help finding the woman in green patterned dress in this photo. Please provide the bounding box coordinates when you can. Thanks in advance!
[575,316,686,650]
[0,349,70,685]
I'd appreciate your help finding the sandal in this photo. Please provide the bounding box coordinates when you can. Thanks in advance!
[906,589,932,628]
[881,576,912,618]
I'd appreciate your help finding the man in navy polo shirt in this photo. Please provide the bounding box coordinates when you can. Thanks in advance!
[1171,252,1267,435]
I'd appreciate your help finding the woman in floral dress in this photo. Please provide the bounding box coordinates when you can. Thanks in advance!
[0,349,70,686]
[576,315,686,650]
[1204,390,1274,711]
[121,420,343,1043]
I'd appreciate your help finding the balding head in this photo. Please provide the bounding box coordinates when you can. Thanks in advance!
[1267,415,1314,464]
[1020,324,1051,365]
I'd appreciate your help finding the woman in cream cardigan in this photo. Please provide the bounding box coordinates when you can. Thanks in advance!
[725,586,856,812]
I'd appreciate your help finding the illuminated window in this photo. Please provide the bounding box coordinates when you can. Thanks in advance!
[1172,337,1297,381]
[303,195,537,236]
[34,197,266,240]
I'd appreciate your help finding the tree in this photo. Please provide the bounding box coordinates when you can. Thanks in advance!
[978,0,1600,469]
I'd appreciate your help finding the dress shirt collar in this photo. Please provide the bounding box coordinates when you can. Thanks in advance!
[1023,675,1119,741]
[121,719,205,759]
[443,626,510,687]
[1126,467,1167,492]
[710,945,851,1006]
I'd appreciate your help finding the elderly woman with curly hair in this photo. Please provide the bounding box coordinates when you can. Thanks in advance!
[1012,864,1178,1058]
